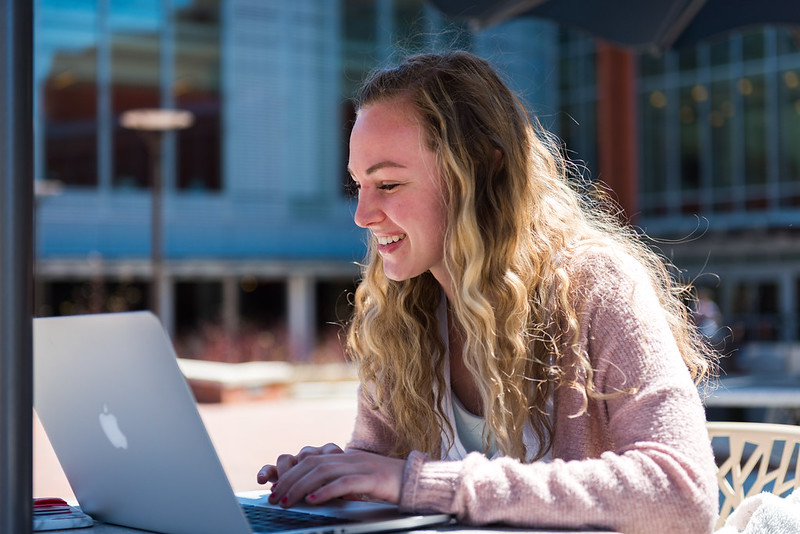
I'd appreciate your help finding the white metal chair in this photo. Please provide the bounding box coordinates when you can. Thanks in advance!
[707,421,800,528]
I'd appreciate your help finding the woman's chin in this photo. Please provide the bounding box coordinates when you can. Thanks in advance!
[382,267,418,283]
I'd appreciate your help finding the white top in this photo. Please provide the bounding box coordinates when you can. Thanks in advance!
[450,388,497,456]
[437,295,552,462]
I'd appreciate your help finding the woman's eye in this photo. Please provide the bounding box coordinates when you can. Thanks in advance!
[378,183,399,191]
[346,181,361,197]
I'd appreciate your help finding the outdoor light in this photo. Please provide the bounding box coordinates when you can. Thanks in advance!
[120,108,194,131]
[121,108,194,319]
[34,179,63,198]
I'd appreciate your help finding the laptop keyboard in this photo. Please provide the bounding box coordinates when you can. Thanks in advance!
[242,504,356,533]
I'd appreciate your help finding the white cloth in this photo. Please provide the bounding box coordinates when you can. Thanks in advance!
[716,490,800,534]
[436,294,550,462]
[450,388,497,456]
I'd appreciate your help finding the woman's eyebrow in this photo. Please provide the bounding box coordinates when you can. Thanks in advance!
[348,161,407,178]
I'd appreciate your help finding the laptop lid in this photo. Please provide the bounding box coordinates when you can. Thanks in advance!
[34,311,253,534]
[34,311,451,534]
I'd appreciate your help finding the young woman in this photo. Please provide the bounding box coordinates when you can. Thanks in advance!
[258,51,719,534]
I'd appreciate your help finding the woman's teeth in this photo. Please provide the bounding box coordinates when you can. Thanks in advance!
[376,234,405,246]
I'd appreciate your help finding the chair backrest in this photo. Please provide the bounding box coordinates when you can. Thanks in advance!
[707,421,800,528]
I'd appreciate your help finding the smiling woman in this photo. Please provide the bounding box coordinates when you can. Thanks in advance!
[258,51,720,534]
[349,98,449,287]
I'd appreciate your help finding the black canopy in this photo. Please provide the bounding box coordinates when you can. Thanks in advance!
[430,0,800,52]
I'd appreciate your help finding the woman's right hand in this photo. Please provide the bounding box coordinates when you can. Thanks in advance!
[257,443,404,508]
[257,442,344,487]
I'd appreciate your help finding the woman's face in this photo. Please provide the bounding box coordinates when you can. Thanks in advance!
[348,98,450,292]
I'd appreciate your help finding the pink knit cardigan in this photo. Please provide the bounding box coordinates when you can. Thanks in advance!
[347,250,719,534]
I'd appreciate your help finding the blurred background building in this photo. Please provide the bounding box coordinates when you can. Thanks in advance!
[33,0,800,365]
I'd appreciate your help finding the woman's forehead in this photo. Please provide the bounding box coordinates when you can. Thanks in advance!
[349,101,428,167]
[354,98,420,130]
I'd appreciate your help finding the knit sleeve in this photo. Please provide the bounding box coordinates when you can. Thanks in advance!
[398,250,719,534]
[345,384,400,457]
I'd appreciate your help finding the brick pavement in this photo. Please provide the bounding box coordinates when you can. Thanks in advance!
[33,387,359,500]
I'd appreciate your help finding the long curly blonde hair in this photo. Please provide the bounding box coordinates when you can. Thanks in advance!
[346,51,714,462]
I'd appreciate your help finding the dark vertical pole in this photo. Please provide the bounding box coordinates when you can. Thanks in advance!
[148,132,163,319]
[0,0,34,533]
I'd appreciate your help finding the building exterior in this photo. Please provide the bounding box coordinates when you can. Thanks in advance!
[34,0,800,362]
[35,0,357,360]
[637,28,800,349]
[33,0,558,360]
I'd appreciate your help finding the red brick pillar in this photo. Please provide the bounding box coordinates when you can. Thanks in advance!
[596,41,639,224]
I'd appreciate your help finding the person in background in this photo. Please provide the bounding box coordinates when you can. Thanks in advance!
[258,51,719,534]
[693,287,721,336]
[693,286,727,352]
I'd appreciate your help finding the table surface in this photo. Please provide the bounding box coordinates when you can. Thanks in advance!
[39,492,620,534]
[702,374,800,407]
[43,523,620,534]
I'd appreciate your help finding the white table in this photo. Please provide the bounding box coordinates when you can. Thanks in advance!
[702,374,800,424]
[40,493,620,534]
[703,375,800,408]
[45,524,619,533]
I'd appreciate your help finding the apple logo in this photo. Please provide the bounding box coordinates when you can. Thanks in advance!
[99,404,128,450]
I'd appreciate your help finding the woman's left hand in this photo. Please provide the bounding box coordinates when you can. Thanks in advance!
[265,449,405,508]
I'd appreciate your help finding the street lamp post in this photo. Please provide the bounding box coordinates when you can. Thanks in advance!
[120,109,194,320]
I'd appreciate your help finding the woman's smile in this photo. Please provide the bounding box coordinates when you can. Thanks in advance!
[375,233,406,247]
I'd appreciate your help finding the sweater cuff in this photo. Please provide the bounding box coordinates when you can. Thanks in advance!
[399,450,461,515]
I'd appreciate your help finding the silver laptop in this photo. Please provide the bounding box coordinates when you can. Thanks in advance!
[34,311,451,534]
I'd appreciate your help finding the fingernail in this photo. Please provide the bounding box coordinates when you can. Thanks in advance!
[308,494,316,501]
[280,496,288,505]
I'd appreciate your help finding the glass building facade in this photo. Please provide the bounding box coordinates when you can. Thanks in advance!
[639,28,800,223]
[35,1,799,360]
[37,0,221,192]
[33,0,562,361]
[638,27,800,347]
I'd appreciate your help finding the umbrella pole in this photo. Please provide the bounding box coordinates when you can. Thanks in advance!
[0,1,34,533]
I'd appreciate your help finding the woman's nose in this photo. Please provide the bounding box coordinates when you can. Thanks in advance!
[353,189,382,228]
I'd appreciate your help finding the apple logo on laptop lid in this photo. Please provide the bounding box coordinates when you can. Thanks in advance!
[99,404,128,450]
